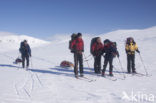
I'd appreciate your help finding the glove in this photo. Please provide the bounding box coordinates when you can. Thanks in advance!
[136,50,140,53]
[126,50,130,54]
[117,53,120,58]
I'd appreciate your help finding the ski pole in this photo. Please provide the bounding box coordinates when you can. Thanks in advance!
[139,53,148,76]
[85,54,92,59]
[117,57,126,79]
[113,66,124,77]
[30,57,33,68]
[83,53,90,68]
[84,56,93,62]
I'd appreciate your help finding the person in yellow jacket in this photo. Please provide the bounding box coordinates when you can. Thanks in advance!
[125,37,140,73]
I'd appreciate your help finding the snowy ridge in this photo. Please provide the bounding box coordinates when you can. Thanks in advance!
[0,32,49,52]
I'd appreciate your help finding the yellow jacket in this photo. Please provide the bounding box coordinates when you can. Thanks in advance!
[125,42,138,54]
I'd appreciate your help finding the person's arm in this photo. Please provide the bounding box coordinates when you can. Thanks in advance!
[28,45,31,57]
[116,50,120,57]
[82,39,84,52]
[135,44,140,53]
[102,45,106,55]
[92,43,96,55]
[112,46,119,57]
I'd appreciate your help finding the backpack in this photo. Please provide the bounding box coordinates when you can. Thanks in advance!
[69,34,77,52]
[104,40,118,57]
[19,42,24,53]
[126,37,135,45]
[90,37,99,55]
[111,42,118,57]
[112,42,117,48]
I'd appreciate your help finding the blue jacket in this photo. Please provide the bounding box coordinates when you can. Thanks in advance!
[103,43,119,59]
[19,42,31,57]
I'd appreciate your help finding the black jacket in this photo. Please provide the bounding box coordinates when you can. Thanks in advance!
[103,43,119,59]
[19,42,31,57]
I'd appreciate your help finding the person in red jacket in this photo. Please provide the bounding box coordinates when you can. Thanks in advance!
[71,33,84,78]
[91,37,103,74]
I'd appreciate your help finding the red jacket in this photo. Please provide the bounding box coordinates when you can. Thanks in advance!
[92,42,103,56]
[71,38,84,52]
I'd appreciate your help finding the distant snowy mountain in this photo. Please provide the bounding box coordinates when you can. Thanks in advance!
[0,32,49,52]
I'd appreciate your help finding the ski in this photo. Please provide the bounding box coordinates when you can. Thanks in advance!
[132,73,152,77]
[102,75,117,81]
[81,76,96,82]
[75,76,96,82]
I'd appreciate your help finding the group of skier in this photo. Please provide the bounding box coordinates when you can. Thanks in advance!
[69,33,140,78]
[18,33,140,78]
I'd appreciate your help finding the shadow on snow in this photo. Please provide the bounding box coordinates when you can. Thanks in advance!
[0,64,126,78]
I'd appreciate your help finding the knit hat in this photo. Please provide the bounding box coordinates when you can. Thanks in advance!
[77,33,82,37]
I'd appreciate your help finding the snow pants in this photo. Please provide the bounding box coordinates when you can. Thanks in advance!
[127,54,135,73]
[22,55,29,68]
[74,52,83,75]
[102,57,113,74]
[94,55,101,73]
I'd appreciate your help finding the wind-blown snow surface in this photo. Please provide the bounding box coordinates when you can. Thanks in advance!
[0,27,156,103]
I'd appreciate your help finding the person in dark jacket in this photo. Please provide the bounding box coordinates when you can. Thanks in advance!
[91,37,103,74]
[71,33,84,78]
[19,40,31,68]
[102,39,119,77]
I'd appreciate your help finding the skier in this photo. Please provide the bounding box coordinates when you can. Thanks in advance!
[91,37,103,74]
[102,39,119,77]
[71,33,84,78]
[19,40,31,68]
[125,37,140,73]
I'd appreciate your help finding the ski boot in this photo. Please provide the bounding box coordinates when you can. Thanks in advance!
[80,73,84,77]
[109,72,114,77]
[102,72,105,77]
[75,74,78,78]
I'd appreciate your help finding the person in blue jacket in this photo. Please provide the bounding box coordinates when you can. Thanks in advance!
[19,40,31,68]
[102,39,119,77]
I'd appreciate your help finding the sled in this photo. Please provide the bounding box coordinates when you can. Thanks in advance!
[60,60,74,68]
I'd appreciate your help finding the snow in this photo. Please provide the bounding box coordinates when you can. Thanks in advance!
[0,32,49,52]
[0,26,156,103]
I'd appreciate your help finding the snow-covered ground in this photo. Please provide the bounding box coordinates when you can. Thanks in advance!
[0,26,156,103]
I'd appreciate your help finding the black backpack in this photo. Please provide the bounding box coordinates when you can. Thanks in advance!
[19,42,24,53]
[112,42,117,48]
[90,37,99,55]
[69,34,77,52]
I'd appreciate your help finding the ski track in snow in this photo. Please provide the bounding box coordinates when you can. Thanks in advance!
[0,27,156,103]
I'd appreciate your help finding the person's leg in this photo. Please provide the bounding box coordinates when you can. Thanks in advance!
[109,58,113,76]
[22,55,25,68]
[74,53,78,77]
[26,56,29,68]
[97,55,101,73]
[132,54,136,73]
[127,55,131,73]
[94,56,98,73]
[79,53,83,76]
[102,58,108,75]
